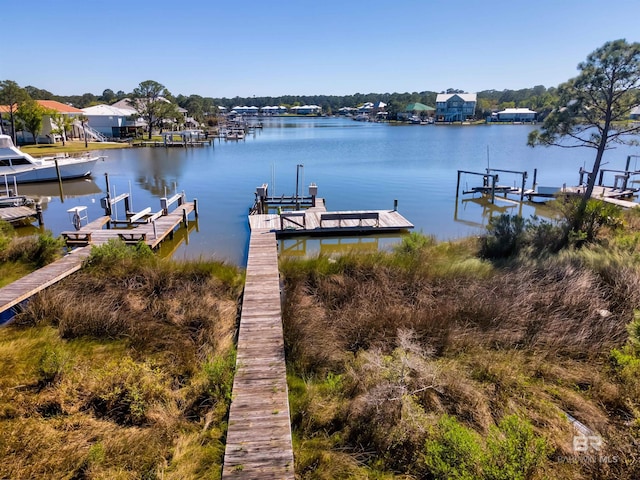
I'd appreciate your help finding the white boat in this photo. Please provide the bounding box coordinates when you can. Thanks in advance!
[0,134,101,183]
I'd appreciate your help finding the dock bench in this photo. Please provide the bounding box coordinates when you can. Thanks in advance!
[117,231,147,243]
[319,212,380,228]
[61,231,92,246]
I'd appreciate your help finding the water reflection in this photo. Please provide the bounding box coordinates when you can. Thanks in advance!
[279,233,409,259]
[17,178,101,202]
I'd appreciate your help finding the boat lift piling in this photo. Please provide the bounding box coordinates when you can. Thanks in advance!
[486,168,528,202]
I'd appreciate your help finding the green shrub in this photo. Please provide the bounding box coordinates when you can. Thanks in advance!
[423,415,483,479]
[203,350,236,403]
[36,345,70,384]
[480,214,525,259]
[558,198,623,245]
[522,216,568,255]
[85,238,155,271]
[483,415,548,480]
[395,232,435,254]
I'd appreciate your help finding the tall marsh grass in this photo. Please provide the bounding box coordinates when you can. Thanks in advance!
[281,232,640,478]
[0,240,242,479]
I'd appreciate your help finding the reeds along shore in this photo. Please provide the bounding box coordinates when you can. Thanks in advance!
[0,240,243,479]
[2,203,640,477]
[280,222,640,479]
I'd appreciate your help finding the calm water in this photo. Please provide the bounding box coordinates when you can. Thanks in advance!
[15,117,640,265]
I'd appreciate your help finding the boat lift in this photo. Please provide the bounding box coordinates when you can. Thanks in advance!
[456,168,533,204]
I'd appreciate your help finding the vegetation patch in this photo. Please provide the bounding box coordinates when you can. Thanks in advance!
[281,222,640,478]
[0,240,242,479]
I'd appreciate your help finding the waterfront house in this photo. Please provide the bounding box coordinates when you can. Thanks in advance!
[290,105,322,115]
[231,106,260,115]
[435,93,477,122]
[494,107,537,122]
[260,106,288,115]
[82,103,141,138]
[2,100,85,144]
[630,105,640,120]
[398,102,435,121]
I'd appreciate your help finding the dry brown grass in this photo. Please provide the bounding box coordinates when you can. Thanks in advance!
[281,240,640,478]
[0,250,242,479]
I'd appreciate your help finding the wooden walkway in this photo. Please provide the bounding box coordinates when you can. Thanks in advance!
[0,246,91,314]
[222,227,294,478]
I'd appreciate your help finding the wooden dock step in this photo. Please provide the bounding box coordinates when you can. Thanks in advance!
[222,228,294,478]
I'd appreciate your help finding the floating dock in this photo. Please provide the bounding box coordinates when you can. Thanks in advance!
[248,208,414,236]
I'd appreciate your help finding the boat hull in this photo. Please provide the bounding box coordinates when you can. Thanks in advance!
[1,159,99,184]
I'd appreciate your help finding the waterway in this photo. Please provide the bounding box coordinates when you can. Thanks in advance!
[13,117,640,265]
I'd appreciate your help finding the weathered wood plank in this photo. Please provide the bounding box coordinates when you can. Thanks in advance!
[0,246,92,313]
[222,228,294,478]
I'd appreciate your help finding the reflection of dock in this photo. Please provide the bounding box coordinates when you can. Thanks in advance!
[280,236,380,257]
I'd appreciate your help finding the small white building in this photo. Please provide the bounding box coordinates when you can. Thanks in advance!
[495,107,537,122]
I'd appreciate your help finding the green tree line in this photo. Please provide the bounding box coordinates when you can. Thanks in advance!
[2,81,562,123]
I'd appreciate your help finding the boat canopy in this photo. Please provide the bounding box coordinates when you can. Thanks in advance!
[0,135,15,148]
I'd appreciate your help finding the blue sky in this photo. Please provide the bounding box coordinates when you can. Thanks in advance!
[3,0,639,99]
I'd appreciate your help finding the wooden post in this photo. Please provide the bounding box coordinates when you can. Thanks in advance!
[104,173,112,216]
[520,172,526,202]
[598,170,604,186]
[455,171,461,200]
[160,198,168,215]
[490,175,496,204]
[54,158,63,197]
[532,168,538,191]
[193,198,199,218]
[152,219,157,239]
[182,208,188,228]
[36,203,43,226]
[394,199,398,211]
[626,155,631,172]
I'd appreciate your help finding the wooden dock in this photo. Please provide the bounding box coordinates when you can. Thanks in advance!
[563,185,640,208]
[61,203,196,249]
[222,227,294,478]
[0,246,91,315]
[0,206,36,224]
[248,208,414,235]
